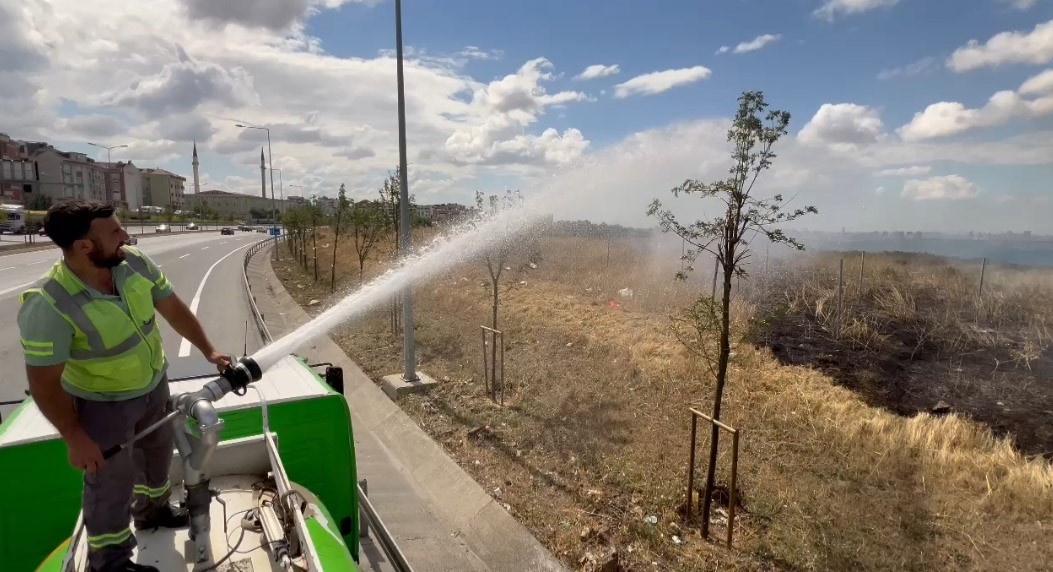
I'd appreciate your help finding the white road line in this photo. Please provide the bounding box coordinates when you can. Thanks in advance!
[179,254,190,259]
[0,266,14,271]
[178,242,253,357]
[28,260,46,265]
[201,247,209,250]
[0,281,35,297]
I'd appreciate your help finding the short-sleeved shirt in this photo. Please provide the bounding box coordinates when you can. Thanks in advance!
[18,250,173,399]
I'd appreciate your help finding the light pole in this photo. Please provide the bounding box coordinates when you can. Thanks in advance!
[87,142,128,206]
[395,0,417,383]
[87,142,128,164]
[236,124,277,229]
[270,168,285,214]
[289,184,304,199]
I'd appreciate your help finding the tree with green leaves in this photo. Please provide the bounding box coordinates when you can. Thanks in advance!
[350,199,387,283]
[377,166,416,256]
[330,184,352,291]
[25,193,52,211]
[647,90,818,537]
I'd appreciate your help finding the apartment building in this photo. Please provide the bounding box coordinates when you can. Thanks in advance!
[30,146,107,204]
[184,189,287,221]
[98,161,143,211]
[141,168,186,211]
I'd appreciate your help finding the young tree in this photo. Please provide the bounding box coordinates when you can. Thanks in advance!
[647,91,817,536]
[474,189,541,399]
[377,166,416,256]
[350,200,387,283]
[307,199,323,281]
[330,184,352,291]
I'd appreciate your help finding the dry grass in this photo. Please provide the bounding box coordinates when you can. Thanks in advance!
[754,252,1053,458]
[272,229,1053,571]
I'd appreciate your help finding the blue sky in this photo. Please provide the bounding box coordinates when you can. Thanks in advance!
[302,0,1053,141]
[4,0,1053,232]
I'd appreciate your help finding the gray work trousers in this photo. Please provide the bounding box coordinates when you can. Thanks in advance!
[73,379,174,572]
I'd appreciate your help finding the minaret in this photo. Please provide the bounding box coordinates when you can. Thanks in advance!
[192,140,200,194]
[260,147,266,198]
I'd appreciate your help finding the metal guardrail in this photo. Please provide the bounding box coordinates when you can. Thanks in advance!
[239,235,415,572]
[242,237,275,344]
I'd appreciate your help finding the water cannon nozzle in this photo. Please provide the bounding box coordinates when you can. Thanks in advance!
[221,356,263,393]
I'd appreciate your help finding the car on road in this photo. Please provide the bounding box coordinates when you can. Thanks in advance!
[155,224,171,233]
[257,227,267,233]
[221,227,235,235]
[187,222,199,231]
[125,235,138,245]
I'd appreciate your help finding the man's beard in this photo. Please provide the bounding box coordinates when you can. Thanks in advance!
[88,240,125,268]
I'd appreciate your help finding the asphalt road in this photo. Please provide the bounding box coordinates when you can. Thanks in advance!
[0,230,268,419]
[0,223,240,247]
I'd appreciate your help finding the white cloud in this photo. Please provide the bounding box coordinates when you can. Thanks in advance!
[901,175,979,201]
[731,34,782,54]
[1004,0,1039,10]
[104,46,259,115]
[897,68,1053,140]
[613,66,712,98]
[876,165,931,177]
[457,46,504,61]
[947,19,1053,72]
[875,185,886,195]
[443,58,594,166]
[4,0,601,200]
[61,114,128,138]
[538,117,1053,232]
[716,46,730,55]
[798,103,886,148]
[575,64,620,80]
[813,0,899,21]
[1019,68,1053,94]
[178,0,382,32]
[877,56,938,80]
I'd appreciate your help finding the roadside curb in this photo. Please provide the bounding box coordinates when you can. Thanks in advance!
[244,243,566,572]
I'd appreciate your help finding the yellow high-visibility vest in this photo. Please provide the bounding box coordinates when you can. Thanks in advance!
[19,247,166,399]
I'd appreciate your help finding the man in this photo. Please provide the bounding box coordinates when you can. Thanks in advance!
[17,201,232,572]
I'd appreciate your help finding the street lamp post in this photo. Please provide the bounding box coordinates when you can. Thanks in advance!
[87,142,128,205]
[236,124,277,229]
[395,0,417,383]
[87,142,128,164]
[270,168,285,214]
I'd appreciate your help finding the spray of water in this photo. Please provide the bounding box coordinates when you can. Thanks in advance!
[252,198,550,372]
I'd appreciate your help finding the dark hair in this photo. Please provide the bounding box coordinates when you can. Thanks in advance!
[44,200,116,250]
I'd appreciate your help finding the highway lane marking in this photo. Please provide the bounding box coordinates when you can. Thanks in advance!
[0,267,13,271]
[178,242,254,357]
[179,254,190,259]
[28,260,47,265]
[0,281,35,297]
[201,247,209,250]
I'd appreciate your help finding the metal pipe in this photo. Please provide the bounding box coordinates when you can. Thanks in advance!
[358,482,416,572]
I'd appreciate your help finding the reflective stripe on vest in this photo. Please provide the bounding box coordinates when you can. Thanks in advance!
[20,248,165,398]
